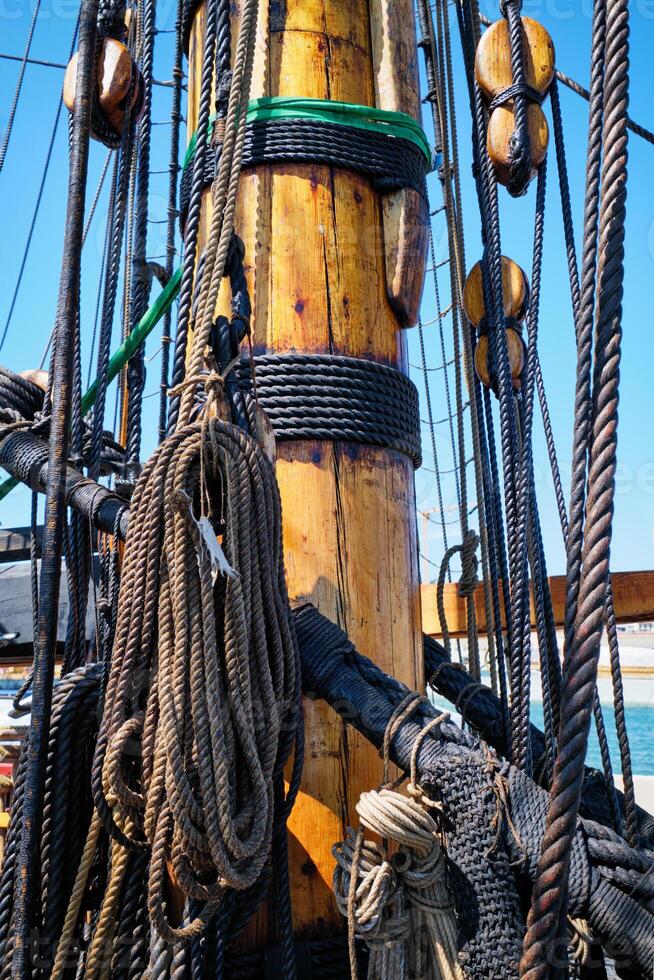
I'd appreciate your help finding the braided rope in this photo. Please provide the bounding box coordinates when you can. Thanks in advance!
[234,353,422,467]
[177,0,259,428]
[177,117,427,230]
[94,414,300,943]
[166,0,223,430]
[520,0,631,970]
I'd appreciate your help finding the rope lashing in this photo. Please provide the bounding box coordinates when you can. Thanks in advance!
[423,633,654,843]
[183,98,431,168]
[177,98,431,231]
[296,603,654,979]
[179,118,428,231]
[234,353,422,467]
[333,789,462,980]
[93,414,302,943]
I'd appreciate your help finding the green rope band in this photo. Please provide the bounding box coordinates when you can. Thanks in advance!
[182,97,432,173]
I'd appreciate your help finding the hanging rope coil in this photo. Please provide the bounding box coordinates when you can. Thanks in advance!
[333,788,462,980]
[93,414,302,942]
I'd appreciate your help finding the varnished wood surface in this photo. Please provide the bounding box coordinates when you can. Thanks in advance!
[64,39,139,136]
[369,0,429,327]
[463,255,528,326]
[474,329,524,389]
[487,102,549,187]
[474,16,555,101]
[422,571,654,638]
[188,0,424,944]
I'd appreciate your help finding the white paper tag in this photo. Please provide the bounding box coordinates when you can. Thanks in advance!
[195,514,237,583]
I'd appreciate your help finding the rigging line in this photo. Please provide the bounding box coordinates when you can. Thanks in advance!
[421,456,474,475]
[409,356,456,371]
[37,148,114,371]
[0,52,185,91]
[420,400,469,426]
[0,18,80,355]
[0,0,43,174]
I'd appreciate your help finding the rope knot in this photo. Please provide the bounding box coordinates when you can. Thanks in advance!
[458,528,479,598]
[334,787,463,979]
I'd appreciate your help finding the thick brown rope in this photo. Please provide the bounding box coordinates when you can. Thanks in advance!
[93,414,299,943]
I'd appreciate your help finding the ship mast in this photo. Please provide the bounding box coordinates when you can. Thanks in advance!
[186,0,428,943]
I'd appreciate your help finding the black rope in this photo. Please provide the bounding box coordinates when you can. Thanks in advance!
[0,19,80,355]
[122,0,157,488]
[177,117,428,231]
[0,0,43,174]
[233,353,422,467]
[158,0,185,443]
[10,2,98,966]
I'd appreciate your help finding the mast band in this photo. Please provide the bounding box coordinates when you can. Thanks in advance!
[234,352,422,468]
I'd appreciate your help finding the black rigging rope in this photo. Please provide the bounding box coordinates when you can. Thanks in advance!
[10,0,98,971]
[0,18,80,355]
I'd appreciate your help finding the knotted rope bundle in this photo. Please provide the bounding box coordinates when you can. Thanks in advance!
[333,787,462,980]
[93,415,301,943]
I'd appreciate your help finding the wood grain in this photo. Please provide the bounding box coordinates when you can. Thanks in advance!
[188,0,424,944]
[463,256,528,327]
[422,572,654,638]
[369,0,429,327]
[474,16,555,101]
[487,102,549,187]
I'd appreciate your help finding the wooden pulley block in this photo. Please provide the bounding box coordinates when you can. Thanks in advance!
[474,17,555,103]
[64,38,143,141]
[462,256,529,327]
[20,369,48,392]
[474,329,524,392]
[487,103,548,187]
[475,16,554,190]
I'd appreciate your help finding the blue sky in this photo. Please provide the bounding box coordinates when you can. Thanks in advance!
[0,0,652,579]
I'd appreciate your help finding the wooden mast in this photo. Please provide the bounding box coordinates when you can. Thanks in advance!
[187,0,427,944]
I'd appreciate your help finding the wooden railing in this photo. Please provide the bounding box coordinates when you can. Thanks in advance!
[421,571,654,637]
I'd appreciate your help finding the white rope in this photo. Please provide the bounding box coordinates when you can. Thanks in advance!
[333,787,463,980]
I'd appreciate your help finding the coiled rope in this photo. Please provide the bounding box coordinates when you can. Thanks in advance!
[92,405,301,943]
[177,117,428,230]
[234,353,423,468]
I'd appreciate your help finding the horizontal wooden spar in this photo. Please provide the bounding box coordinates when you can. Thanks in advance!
[421,570,654,637]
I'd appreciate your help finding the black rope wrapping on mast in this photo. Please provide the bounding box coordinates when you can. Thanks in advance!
[521,0,632,967]
[9,0,98,970]
[234,353,423,467]
[177,118,428,231]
